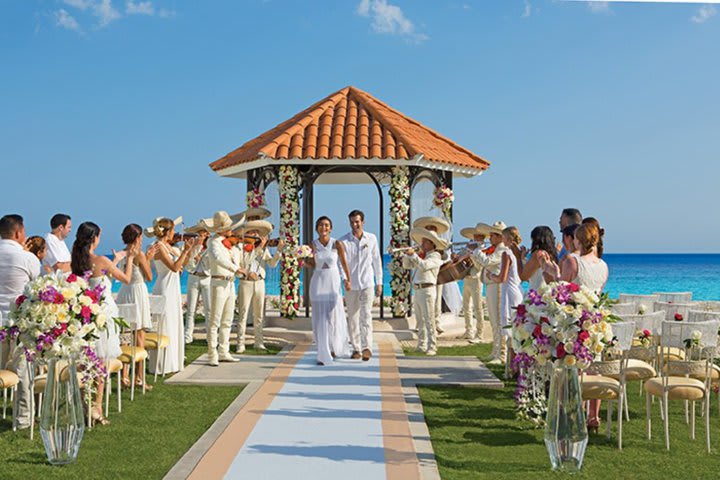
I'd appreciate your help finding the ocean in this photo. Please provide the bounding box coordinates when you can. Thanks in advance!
[112,254,720,301]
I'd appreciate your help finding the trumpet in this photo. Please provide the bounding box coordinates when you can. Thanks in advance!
[387,245,420,254]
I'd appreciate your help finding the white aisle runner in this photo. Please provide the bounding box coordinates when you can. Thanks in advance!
[225,346,387,480]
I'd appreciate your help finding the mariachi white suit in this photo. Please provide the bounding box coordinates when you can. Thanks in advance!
[403,251,443,353]
[236,246,282,349]
[471,243,507,359]
[462,254,484,340]
[207,236,241,362]
[185,244,211,343]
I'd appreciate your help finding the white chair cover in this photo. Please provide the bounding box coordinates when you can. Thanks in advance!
[654,292,693,303]
[660,320,720,350]
[619,311,665,335]
[611,303,637,315]
[688,310,720,323]
[618,294,660,313]
[653,301,695,322]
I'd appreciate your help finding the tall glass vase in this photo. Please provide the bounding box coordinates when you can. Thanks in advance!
[40,358,85,465]
[544,365,588,472]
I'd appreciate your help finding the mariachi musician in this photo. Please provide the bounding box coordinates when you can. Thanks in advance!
[183,222,211,344]
[234,220,284,353]
[458,224,488,344]
[412,216,451,335]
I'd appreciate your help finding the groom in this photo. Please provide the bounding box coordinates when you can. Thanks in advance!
[340,210,383,361]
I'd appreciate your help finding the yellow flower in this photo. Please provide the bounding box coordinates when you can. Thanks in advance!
[62,288,76,299]
[564,355,577,366]
[594,343,604,354]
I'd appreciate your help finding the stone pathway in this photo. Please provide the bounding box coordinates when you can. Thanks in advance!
[165,342,502,480]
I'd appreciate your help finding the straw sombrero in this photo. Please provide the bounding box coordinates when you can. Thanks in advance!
[475,221,507,236]
[410,227,449,251]
[144,216,183,238]
[185,221,209,234]
[238,207,271,221]
[200,211,245,233]
[412,216,450,234]
[234,219,273,237]
[460,226,484,240]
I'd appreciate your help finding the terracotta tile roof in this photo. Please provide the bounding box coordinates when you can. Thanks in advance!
[210,86,490,173]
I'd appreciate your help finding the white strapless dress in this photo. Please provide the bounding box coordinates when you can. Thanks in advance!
[116,260,153,330]
[89,275,122,360]
[149,249,184,374]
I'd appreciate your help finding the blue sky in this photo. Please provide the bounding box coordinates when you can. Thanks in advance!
[1,0,719,253]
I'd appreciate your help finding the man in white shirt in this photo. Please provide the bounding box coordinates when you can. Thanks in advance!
[340,210,383,361]
[44,213,72,273]
[0,214,41,430]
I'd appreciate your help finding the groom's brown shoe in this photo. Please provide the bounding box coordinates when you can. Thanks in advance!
[351,351,361,360]
[362,349,372,361]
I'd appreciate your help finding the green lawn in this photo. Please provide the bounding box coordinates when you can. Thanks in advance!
[407,343,720,480]
[0,339,258,479]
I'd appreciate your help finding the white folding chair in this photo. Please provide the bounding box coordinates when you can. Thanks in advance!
[146,295,169,383]
[654,301,695,322]
[117,305,148,403]
[654,292,693,303]
[618,294,660,314]
[644,320,720,452]
[611,303,638,316]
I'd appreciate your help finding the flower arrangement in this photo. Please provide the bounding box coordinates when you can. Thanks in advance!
[388,166,411,317]
[278,165,301,318]
[674,313,684,321]
[246,187,266,209]
[636,329,653,348]
[683,330,703,350]
[510,282,616,425]
[432,185,454,220]
[295,244,314,268]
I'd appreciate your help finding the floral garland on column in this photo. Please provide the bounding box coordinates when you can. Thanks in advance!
[246,186,266,209]
[433,185,454,220]
[389,166,411,317]
[278,165,301,318]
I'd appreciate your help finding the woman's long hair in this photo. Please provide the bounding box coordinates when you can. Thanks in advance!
[530,226,558,264]
[71,222,101,276]
[581,217,604,258]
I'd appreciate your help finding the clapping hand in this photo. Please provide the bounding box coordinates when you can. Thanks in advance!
[146,243,159,260]
[277,238,285,250]
[112,249,128,262]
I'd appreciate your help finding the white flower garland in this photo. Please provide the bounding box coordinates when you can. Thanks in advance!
[389,166,411,317]
[278,165,301,318]
[246,186,266,209]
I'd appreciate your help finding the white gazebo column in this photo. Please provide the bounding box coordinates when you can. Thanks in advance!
[389,166,411,318]
[278,165,301,319]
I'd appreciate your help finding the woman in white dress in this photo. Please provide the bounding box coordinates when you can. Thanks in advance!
[306,216,351,366]
[515,226,559,292]
[116,224,158,389]
[71,221,135,426]
[146,218,196,375]
[488,226,524,364]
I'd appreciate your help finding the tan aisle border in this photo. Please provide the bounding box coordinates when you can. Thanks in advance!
[379,341,422,480]
[186,343,310,479]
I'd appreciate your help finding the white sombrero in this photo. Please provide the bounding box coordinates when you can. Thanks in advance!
[185,220,209,234]
[460,226,487,240]
[239,207,271,221]
[412,216,450,234]
[475,221,507,236]
[144,216,183,238]
[234,219,273,237]
[200,211,245,233]
[410,227,449,251]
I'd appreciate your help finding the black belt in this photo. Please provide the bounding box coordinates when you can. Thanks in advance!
[191,272,209,278]
[211,275,233,281]
[414,283,435,289]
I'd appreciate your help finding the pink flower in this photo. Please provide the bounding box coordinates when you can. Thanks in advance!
[568,283,580,293]
[674,313,683,321]
[81,306,92,320]
[556,343,567,359]
[67,273,78,283]
[15,295,27,307]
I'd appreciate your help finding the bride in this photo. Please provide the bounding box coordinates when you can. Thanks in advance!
[306,216,351,365]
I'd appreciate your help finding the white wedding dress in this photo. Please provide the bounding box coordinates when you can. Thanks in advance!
[89,275,122,361]
[149,245,184,374]
[310,238,350,364]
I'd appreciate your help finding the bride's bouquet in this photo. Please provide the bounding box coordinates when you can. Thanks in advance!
[295,245,314,268]
[0,272,109,362]
[510,281,616,425]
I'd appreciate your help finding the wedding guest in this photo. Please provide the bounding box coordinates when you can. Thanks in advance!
[203,211,245,366]
[146,217,195,374]
[516,226,558,292]
[488,226,524,365]
[71,221,135,426]
[558,224,580,280]
[306,216,351,365]
[458,224,487,344]
[235,220,283,353]
[340,210,383,361]
[582,217,605,258]
[403,227,447,356]
[25,236,52,274]
[184,225,211,345]
[470,221,507,363]
[558,208,582,261]
[116,224,157,389]
[0,214,41,430]
[44,213,72,273]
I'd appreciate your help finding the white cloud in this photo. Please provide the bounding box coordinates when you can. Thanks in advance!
[61,0,93,10]
[587,2,610,14]
[356,0,428,43]
[522,0,532,18]
[55,8,83,32]
[126,1,154,15]
[691,5,716,23]
[93,0,121,27]
[158,8,176,18]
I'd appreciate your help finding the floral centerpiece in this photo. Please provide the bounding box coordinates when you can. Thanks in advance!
[278,165,301,318]
[432,185,454,220]
[388,166,411,317]
[511,282,616,424]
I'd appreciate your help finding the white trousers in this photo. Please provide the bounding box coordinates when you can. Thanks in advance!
[185,275,211,343]
[415,287,437,352]
[485,282,505,358]
[346,287,374,353]
[463,276,484,338]
[236,279,266,347]
[207,279,236,360]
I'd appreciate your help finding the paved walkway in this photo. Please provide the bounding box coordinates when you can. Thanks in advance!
[166,341,502,480]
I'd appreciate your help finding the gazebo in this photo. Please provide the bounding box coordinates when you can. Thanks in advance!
[210,86,490,319]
